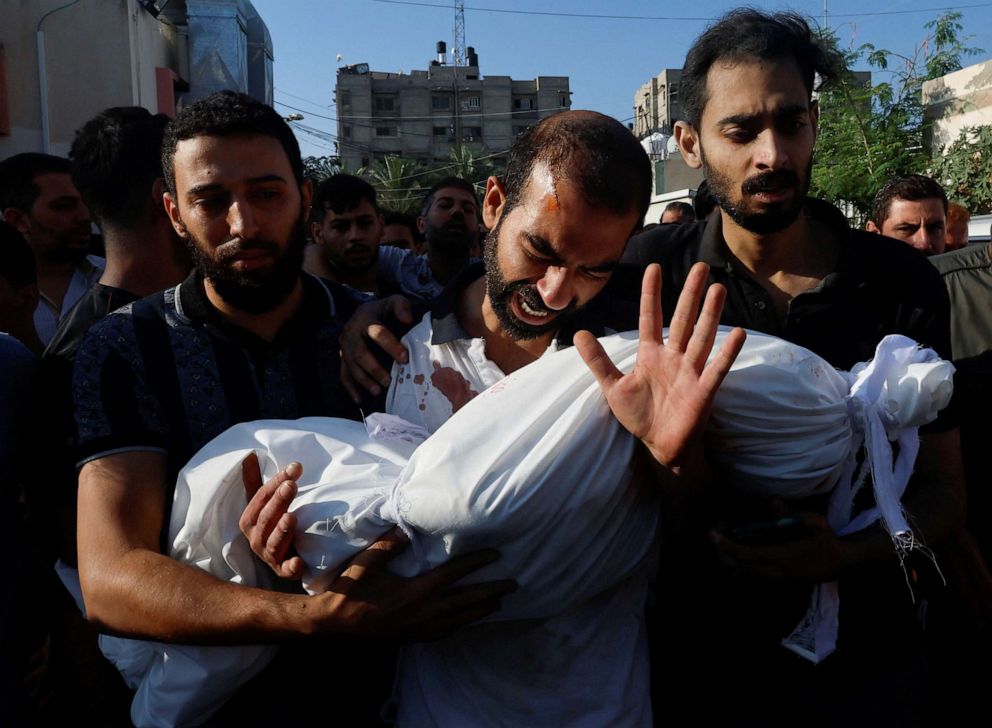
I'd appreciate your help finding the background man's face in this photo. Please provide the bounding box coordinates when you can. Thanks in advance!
[311,199,382,272]
[165,134,310,313]
[381,222,416,250]
[482,165,636,341]
[421,186,479,254]
[681,60,816,235]
[945,217,969,251]
[874,197,947,256]
[18,172,92,260]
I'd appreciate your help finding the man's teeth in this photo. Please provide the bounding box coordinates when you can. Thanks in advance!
[519,297,549,317]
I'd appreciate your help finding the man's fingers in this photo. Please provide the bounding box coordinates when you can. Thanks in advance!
[667,262,710,352]
[386,294,414,326]
[684,283,728,371]
[574,330,622,394]
[638,263,664,345]
[341,527,411,578]
[699,326,746,394]
[415,548,502,592]
[263,511,300,576]
[367,323,409,371]
[239,460,300,531]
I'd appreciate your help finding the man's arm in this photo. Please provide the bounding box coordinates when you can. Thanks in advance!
[78,450,514,644]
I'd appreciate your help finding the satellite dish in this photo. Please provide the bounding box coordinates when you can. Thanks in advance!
[336,53,343,62]
[666,136,681,155]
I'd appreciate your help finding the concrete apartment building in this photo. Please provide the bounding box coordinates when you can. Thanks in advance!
[630,68,702,209]
[923,58,992,150]
[335,43,571,169]
[0,0,272,158]
[632,68,684,138]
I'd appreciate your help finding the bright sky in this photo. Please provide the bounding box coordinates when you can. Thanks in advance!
[249,0,992,159]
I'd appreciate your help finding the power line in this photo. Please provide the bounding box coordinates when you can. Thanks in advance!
[369,0,992,20]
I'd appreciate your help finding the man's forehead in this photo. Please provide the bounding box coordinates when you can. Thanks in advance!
[434,187,477,205]
[33,172,79,198]
[886,197,946,221]
[324,199,377,221]
[701,58,811,122]
[174,134,293,187]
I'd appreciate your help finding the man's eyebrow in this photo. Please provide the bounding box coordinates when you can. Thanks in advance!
[524,232,560,260]
[524,232,621,272]
[186,174,288,197]
[716,104,809,126]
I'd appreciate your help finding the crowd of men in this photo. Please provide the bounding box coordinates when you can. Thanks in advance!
[1,7,990,727]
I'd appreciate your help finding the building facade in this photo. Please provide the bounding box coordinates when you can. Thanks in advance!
[0,0,271,158]
[335,45,570,169]
[923,58,992,151]
[632,68,683,138]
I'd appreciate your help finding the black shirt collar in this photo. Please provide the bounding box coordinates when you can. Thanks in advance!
[176,271,337,349]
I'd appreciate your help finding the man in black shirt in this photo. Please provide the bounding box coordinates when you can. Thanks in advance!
[610,9,962,724]
[73,92,511,724]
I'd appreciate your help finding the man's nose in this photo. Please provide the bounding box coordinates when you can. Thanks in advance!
[228,199,259,240]
[755,130,789,169]
[535,266,573,311]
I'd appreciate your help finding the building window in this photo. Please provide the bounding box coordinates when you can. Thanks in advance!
[374,95,396,112]
[466,95,481,109]
[340,90,352,110]
[559,93,570,108]
[375,126,398,137]
[462,126,483,142]
[432,94,451,110]
[513,96,535,111]
[343,125,352,139]
[433,126,452,137]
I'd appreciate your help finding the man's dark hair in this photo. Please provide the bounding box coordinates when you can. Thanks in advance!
[310,173,378,225]
[382,210,420,237]
[0,221,37,287]
[662,201,696,223]
[421,176,480,216]
[501,110,651,225]
[0,153,72,213]
[161,90,304,195]
[679,9,842,128]
[69,107,170,229]
[870,174,949,227]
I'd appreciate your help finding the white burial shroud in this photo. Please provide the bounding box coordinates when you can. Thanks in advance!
[98,328,954,727]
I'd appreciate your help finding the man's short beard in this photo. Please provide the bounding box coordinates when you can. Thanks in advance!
[482,222,577,341]
[427,221,476,258]
[702,149,811,235]
[187,215,306,315]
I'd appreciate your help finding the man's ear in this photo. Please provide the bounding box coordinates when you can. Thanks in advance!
[674,121,702,170]
[299,177,314,213]
[2,208,31,238]
[866,220,881,234]
[482,176,506,229]
[310,219,323,244]
[162,191,189,239]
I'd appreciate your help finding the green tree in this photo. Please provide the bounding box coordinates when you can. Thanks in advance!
[302,155,344,182]
[810,12,982,224]
[362,155,426,214]
[931,125,992,214]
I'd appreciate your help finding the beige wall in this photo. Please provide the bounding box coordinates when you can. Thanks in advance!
[0,0,185,158]
[923,59,992,151]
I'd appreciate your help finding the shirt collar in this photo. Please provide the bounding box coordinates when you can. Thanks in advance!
[177,270,335,332]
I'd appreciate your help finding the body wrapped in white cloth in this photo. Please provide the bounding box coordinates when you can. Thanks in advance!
[99,328,953,727]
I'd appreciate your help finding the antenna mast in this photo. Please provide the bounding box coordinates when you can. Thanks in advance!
[453,1,466,67]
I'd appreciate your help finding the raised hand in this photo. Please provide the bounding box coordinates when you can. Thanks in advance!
[574,262,745,468]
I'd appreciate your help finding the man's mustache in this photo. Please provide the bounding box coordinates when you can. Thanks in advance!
[743,169,800,195]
